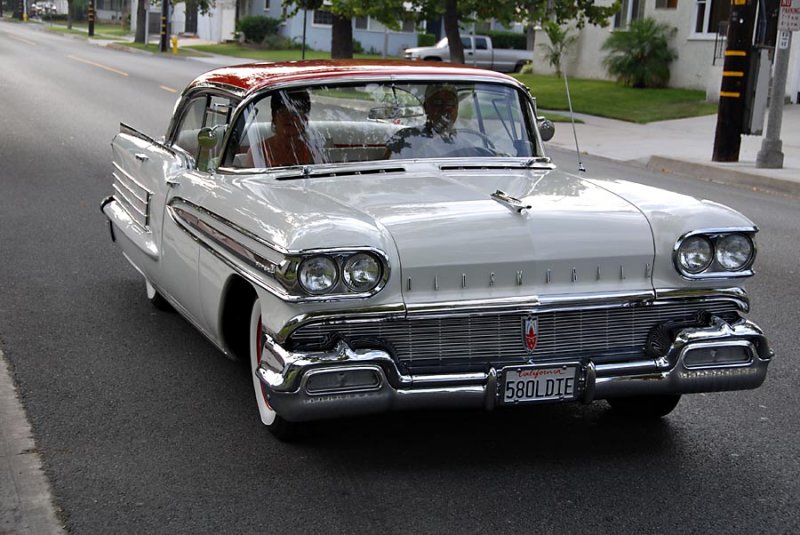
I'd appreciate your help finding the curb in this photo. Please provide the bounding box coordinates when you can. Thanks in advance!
[0,349,64,535]
[646,156,800,198]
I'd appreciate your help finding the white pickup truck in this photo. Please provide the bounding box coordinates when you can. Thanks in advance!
[404,35,531,73]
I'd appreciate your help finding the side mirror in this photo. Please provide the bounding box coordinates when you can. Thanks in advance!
[197,126,221,150]
[538,117,555,142]
[196,125,226,172]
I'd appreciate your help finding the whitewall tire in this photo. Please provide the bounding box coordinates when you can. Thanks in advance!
[249,298,297,439]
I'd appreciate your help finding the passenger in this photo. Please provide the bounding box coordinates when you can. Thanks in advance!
[244,90,325,168]
[385,84,482,159]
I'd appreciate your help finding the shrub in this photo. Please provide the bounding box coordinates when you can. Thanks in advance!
[352,38,364,54]
[236,15,281,45]
[263,34,301,50]
[417,33,436,47]
[486,30,526,50]
[538,21,577,78]
[602,18,677,88]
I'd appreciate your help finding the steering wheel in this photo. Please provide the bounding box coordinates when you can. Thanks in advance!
[457,128,497,152]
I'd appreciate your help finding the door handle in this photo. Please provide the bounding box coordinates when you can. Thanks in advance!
[135,153,149,162]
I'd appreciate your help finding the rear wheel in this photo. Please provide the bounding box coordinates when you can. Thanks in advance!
[606,394,681,418]
[249,297,298,441]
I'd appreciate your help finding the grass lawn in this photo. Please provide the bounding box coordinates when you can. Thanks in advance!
[116,41,210,58]
[45,22,130,40]
[514,74,717,124]
[184,43,391,62]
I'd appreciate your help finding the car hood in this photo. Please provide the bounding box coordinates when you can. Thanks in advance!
[241,165,655,304]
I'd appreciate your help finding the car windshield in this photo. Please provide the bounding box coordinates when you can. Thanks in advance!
[223,81,540,170]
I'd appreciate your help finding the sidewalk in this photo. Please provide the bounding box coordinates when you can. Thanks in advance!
[546,106,800,196]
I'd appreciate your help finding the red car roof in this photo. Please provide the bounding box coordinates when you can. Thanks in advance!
[188,59,519,95]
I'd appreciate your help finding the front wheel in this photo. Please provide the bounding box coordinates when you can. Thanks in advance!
[145,279,172,311]
[606,394,681,418]
[249,298,298,440]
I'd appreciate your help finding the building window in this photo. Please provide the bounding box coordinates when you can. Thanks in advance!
[355,16,368,30]
[613,0,643,29]
[263,0,270,11]
[693,0,729,34]
[313,9,334,26]
[655,0,678,8]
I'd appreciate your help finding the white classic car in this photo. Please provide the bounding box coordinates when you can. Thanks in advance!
[102,60,772,439]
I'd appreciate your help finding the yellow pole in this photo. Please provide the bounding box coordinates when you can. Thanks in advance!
[171,35,178,54]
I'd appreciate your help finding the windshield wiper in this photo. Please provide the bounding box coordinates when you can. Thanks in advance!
[524,156,551,167]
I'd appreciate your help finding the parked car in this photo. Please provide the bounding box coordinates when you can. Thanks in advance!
[102,59,773,439]
[404,35,531,73]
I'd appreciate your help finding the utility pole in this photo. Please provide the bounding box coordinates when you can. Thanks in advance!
[757,0,799,168]
[159,0,168,52]
[712,0,759,162]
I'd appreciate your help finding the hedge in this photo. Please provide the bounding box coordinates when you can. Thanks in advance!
[486,30,527,50]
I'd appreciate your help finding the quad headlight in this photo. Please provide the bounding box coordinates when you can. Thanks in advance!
[298,256,339,295]
[343,253,383,292]
[677,235,714,274]
[715,233,754,271]
[674,230,756,278]
[294,250,387,297]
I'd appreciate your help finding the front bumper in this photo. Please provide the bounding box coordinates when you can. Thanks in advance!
[256,316,773,422]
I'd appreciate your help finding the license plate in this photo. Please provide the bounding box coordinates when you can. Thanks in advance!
[501,364,579,404]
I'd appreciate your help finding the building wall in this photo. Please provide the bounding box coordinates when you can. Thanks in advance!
[533,0,800,103]
[130,0,235,42]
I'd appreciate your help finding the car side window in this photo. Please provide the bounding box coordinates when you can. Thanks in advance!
[173,94,235,172]
[461,37,472,49]
[474,37,488,50]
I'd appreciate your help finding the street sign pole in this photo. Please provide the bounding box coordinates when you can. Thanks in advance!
[757,0,799,168]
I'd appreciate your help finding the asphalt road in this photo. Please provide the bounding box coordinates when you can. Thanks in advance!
[1,22,799,534]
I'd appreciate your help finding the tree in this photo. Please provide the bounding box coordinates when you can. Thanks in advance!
[284,0,413,59]
[538,20,577,77]
[135,0,146,43]
[330,12,353,58]
[601,17,677,88]
[417,0,618,65]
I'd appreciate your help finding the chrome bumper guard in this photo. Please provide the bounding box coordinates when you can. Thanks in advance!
[256,316,773,422]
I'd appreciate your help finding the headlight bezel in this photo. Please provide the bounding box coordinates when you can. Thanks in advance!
[287,247,390,299]
[673,228,757,279]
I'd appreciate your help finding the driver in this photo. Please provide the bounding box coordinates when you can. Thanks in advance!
[385,84,485,159]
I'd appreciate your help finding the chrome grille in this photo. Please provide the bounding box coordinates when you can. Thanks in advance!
[112,162,151,228]
[289,301,741,372]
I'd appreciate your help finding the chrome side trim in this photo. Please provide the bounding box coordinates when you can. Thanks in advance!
[167,198,391,303]
[111,161,152,229]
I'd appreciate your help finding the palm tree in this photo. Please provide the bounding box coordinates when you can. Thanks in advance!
[538,21,577,78]
[602,18,677,88]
